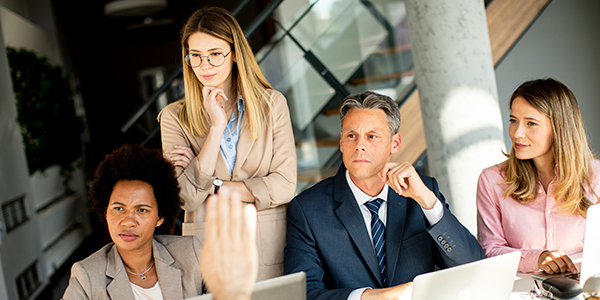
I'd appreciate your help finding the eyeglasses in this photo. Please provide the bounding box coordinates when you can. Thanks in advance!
[184,51,232,68]
[529,281,554,299]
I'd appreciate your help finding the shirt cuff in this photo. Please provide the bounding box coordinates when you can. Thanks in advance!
[521,249,546,273]
[422,199,444,225]
[348,287,370,300]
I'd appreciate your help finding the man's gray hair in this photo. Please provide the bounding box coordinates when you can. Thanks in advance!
[339,91,401,138]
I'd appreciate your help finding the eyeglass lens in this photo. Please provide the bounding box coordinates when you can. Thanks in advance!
[529,283,554,299]
[185,52,229,67]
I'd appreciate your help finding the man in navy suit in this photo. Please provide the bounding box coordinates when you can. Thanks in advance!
[284,91,485,300]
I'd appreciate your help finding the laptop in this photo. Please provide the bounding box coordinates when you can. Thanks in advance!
[411,251,520,300]
[532,204,600,286]
[579,204,600,286]
[185,271,306,300]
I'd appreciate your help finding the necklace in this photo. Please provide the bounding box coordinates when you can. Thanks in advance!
[220,96,237,110]
[125,262,154,280]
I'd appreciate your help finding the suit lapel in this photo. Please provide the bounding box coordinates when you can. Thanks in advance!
[333,168,383,287]
[105,240,184,300]
[215,152,231,181]
[106,246,135,300]
[232,111,255,177]
[153,239,183,300]
[190,127,231,180]
[385,190,407,284]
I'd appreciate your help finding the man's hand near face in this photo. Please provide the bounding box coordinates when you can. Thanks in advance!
[379,162,438,210]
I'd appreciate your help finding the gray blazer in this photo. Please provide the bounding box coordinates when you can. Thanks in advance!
[62,235,203,300]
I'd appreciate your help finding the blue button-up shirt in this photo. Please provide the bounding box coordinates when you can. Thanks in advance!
[220,97,245,175]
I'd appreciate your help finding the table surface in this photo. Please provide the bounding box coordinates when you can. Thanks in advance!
[511,272,584,300]
[511,252,584,300]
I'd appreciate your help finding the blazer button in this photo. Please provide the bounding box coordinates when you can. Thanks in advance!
[447,247,452,252]
[438,235,443,242]
[441,240,447,245]
[443,244,449,249]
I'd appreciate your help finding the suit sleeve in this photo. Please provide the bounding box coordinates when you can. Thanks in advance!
[242,91,297,211]
[61,263,92,300]
[284,198,355,300]
[425,177,486,268]
[476,169,543,273]
[159,104,213,212]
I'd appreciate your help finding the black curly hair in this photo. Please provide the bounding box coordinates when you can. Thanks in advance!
[89,143,183,232]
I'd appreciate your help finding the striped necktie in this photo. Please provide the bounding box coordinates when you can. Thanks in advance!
[365,198,386,285]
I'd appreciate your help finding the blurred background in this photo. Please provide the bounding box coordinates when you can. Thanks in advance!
[1,0,599,299]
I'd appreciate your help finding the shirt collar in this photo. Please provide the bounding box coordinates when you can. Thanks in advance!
[226,96,245,128]
[237,95,245,113]
[345,170,388,206]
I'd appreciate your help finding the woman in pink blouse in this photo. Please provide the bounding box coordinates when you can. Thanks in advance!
[476,78,600,274]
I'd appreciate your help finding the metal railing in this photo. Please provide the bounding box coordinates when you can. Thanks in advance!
[121,0,401,141]
[121,0,285,135]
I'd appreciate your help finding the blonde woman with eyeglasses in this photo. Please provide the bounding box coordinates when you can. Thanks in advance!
[159,6,296,281]
[476,78,600,275]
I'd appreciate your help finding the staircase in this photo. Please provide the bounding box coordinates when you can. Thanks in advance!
[121,0,552,195]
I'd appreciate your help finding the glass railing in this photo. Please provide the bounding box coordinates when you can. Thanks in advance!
[256,0,415,191]
[121,0,541,194]
[121,0,417,193]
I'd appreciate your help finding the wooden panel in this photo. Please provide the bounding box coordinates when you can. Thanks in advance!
[390,90,427,164]
[487,0,551,66]
[391,0,550,164]
[313,0,550,166]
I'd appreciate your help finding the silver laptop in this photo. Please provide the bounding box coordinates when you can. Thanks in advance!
[411,251,520,300]
[185,271,306,300]
[579,204,600,286]
[532,204,600,286]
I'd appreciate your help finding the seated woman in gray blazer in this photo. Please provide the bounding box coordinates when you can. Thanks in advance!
[62,144,259,300]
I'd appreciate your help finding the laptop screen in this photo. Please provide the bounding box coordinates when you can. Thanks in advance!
[185,272,306,300]
[580,204,600,286]
[411,252,520,300]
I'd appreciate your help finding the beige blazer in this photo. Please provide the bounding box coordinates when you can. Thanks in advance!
[160,89,297,280]
[62,235,203,300]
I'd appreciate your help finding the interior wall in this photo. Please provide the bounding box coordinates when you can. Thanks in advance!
[0,6,61,63]
[495,0,600,154]
[0,12,44,300]
[50,0,269,170]
[0,0,27,18]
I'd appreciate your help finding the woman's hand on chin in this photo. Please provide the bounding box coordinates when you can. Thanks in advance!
[202,86,229,128]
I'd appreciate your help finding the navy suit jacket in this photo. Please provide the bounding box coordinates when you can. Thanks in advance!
[284,166,485,300]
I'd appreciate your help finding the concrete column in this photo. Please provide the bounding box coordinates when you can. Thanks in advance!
[405,0,505,233]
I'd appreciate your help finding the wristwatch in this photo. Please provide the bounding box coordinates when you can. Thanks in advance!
[213,178,223,194]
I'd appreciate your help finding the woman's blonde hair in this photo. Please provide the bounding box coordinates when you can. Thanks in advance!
[501,78,596,217]
[168,6,274,139]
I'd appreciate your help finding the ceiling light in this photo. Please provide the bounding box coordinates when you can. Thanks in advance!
[104,0,168,17]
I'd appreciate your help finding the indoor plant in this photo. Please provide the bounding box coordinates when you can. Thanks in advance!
[6,47,84,191]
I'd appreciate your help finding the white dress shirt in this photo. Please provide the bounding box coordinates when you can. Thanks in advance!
[344,170,444,300]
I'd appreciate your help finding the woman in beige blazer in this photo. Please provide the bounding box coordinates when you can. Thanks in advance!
[62,144,203,299]
[63,144,260,300]
[159,7,296,280]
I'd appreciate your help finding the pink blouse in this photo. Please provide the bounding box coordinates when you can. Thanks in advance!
[476,161,600,273]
